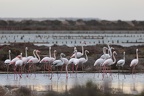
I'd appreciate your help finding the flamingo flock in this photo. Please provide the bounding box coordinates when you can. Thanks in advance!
[4,44,139,80]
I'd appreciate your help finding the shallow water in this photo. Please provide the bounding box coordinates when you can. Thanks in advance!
[1,72,144,94]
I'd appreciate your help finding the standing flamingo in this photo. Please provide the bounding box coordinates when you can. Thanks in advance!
[130,49,139,78]
[71,45,84,58]
[100,47,110,59]
[27,49,41,77]
[102,51,117,79]
[116,51,126,79]
[4,50,11,78]
[47,49,57,79]
[21,47,29,73]
[68,49,80,77]
[9,53,22,80]
[52,53,66,79]
[14,55,23,79]
[94,46,112,77]
[77,50,89,72]
[40,47,51,74]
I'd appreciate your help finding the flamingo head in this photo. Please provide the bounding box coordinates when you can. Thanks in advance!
[36,50,41,53]
[9,50,11,53]
[17,55,22,59]
[61,53,65,57]
[25,47,28,50]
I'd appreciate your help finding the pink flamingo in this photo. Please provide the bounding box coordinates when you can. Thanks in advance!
[116,51,126,79]
[9,53,22,80]
[130,49,139,78]
[77,50,89,74]
[70,45,84,58]
[4,50,11,78]
[14,55,23,79]
[27,49,41,77]
[94,47,107,77]
[101,51,117,79]
[48,49,57,79]
[40,47,51,74]
[52,53,66,79]
[68,49,80,77]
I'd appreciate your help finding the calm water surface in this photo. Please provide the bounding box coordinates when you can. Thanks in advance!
[0,73,144,94]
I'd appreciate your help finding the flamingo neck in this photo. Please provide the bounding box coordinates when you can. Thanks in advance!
[49,47,51,58]
[107,44,112,57]
[112,51,117,64]
[136,49,138,60]
[25,47,28,57]
[123,52,125,60]
[103,47,106,54]
[74,49,78,59]
[85,50,89,62]
[60,53,64,63]
[82,46,84,55]
[9,50,11,60]
[33,50,36,58]
[36,51,40,61]
[53,50,56,59]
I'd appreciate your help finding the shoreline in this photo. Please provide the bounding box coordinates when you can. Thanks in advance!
[0,70,135,74]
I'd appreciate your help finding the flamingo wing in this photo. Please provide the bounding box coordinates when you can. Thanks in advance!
[116,59,125,67]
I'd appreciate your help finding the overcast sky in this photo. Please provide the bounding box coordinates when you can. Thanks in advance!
[0,0,144,20]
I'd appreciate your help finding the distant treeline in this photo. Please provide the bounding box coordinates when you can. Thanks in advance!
[0,19,144,30]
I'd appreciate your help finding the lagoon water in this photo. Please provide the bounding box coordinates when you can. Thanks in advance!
[0,30,144,47]
[1,73,144,94]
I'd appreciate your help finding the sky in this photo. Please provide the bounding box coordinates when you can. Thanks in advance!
[0,0,144,20]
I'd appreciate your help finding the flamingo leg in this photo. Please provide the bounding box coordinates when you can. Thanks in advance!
[6,65,9,79]
[122,66,126,79]
[66,64,68,79]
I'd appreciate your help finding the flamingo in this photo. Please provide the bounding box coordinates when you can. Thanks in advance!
[100,47,110,59]
[40,47,51,74]
[52,53,66,79]
[9,54,22,65]
[116,51,126,79]
[40,48,56,79]
[77,50,89,72]
[14,54,23,79]
[102,51,117,78]
[27,49,41,77]
[130,49,139,78]
[21,47,29,72]
[68,49,80,77]
[71,45,84,58]
[94,47,110,77]
[47,49,57,79]
[4,50,11,78]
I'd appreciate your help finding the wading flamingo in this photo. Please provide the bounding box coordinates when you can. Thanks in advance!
[130,49,139,78]
[71,45,84,58]
[102,51,117,79]
[27,49,41,77]
[77,50,89,73]
[40,47,51,74]
[116,51,126,79]
[4,50,11,78]
[14,54,23,79]
[94,47,108,77]
[52,53,66,79]
[68,49,80,77]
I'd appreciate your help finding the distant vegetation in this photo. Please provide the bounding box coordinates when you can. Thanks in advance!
[0,19,144,30]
